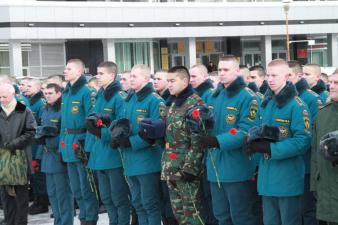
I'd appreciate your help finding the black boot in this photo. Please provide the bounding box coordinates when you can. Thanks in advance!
[167,218,179,225]
[131,209,139,225]
[86,221,97,225]
[29,196,49,215]
[80,220,86,225]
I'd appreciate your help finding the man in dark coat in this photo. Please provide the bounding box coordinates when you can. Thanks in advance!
[0,83,36,225]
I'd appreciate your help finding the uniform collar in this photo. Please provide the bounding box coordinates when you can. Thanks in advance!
[311,79,327,95]
[166,84,194,107]
[102,80,121,101]
[29,91,44,105]
[194,79,213,97]
[46,97,62,112]
[226,76,246,98]
[125,82,154,102]
[248,82,259,93]
[64,75,87,95]
[259,80,269,95]
[262,81,298,108]
[158,89,170,102]
[295,78,309,95]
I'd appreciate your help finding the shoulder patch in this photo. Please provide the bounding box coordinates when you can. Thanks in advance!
[248,99,258,121]
[308,89,319,97]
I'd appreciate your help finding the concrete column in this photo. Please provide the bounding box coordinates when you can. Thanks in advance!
[103,39,116,62]
[327,33,338,68]
[261,35,272,68]
[185,37,196,68]
[149,41,155,75]
[9,40,23,77]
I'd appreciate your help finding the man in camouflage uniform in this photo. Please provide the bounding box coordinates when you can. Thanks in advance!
[161,66,205,225]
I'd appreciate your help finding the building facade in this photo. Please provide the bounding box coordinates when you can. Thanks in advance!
[0,0,337,77]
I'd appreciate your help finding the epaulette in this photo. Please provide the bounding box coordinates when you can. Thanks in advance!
[307,89,319,97]
[244,87,256,97]
[294,96,305,106]
[118,91,126,99]
[319,101,332,110]
[256,92,264,99]
[152,92,163,101]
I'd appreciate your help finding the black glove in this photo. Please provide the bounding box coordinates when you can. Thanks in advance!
[110,140,120,149]
[119,137,131,148]
[138,130,156,145]
[34,137,46,145]
[199,135,219,149]
[246,139,271,155]
[85,119,101,138]
[180,171,197,182]
[4,142,16,152]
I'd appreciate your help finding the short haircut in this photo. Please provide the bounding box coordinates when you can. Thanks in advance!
[47,74,65,82]
[288,60,302,74]
[67,58,85,70]
[168,66,190,80]
[0,74,12,84]
[268,59,289,68]
[98,61,117,75]
[249,65,266,77]
[46,83,62,93]
[0,83,15,94]
[88,77,98,84]
[27,78,42,87]
[219,55,239,67]
[190,64,208,77]
[304,64,321,75]
[131,64,151,80]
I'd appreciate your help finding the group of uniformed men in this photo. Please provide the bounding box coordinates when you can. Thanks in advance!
[0,55,337,225]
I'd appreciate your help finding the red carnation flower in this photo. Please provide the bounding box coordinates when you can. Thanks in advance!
[72,142,79,149]
[31,160,38,168]
[191,109,200,120]
[229,128,238,135]
[60,141,66,148]
[96,119,103,127]
[169,152,177,160]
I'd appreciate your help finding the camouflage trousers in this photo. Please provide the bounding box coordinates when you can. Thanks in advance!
[167,179,204,225]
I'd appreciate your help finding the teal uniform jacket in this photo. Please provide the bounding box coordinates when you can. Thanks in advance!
[258,82,311,197]
[83,89,97,153]
[206,77,259,183]
[59,76,95,163]
[29,91,45,158]
[87,81,126,170]
[295,78,321,174]
[14,84,30,108]
[40,98,66,174]
[311,79,329,104]
[194,79,214,103]
[121,83,165,176]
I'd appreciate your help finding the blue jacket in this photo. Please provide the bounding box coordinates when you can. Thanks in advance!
[206,77,259,183]
[40,98,67,174]
[87,81,126,170]
[29,91,45,158]
[121,83,165,176]
[295,78,321,174]
[258,82,311,197]
[59,76,95,162]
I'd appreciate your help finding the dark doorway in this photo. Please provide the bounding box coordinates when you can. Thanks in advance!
[65,40,104,75]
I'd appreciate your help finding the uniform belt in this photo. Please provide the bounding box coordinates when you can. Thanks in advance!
[64,128,86,134]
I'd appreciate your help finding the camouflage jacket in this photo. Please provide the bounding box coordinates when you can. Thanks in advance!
[161,87,205,181]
